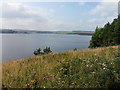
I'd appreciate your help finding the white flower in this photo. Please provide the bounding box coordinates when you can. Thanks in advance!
[103,67,106,70]
[86,65,89,67]
[91,72,95,74]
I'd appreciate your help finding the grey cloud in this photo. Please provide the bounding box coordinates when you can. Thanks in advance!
[118,1,120,15]
[2,2,48,23]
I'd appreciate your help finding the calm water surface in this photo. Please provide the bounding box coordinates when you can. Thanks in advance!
[1,34,91,61]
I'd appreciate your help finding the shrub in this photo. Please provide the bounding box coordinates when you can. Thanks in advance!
[33,48,42,55]
[43,47,52,54]
[73,48,77,51]
[33,47,52,55]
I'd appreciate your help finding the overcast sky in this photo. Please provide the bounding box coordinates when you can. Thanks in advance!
[1,1,118,31]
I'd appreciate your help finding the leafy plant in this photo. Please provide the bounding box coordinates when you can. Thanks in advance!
[33,47,52,55]
[33,48,42,55]
[73,48,77,51]
[43,47,52,54]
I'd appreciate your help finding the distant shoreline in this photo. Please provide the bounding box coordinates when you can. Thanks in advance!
[0,29,94,36]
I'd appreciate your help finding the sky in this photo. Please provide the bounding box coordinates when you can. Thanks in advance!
[0,1,119,31]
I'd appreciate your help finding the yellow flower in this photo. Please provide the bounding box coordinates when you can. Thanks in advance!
[26,84,30,88]
[31,80,35,83]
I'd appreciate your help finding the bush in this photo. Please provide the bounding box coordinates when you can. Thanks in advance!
[33,48,42,55]
[73,48,77,51]
[33,47,52,55]
[43,47,52,54]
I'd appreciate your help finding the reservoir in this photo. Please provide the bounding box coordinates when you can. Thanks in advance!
[1,34,91,61]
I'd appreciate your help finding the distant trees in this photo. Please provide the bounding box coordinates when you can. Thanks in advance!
[33,47,52,55]
[89,15,120,48]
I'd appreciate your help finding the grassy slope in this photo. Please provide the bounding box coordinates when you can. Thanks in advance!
[2,46,120,88]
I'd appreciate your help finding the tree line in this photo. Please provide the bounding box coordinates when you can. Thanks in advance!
[89,15,120,48]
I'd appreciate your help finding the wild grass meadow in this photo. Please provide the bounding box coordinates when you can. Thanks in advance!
[2,45,120,88]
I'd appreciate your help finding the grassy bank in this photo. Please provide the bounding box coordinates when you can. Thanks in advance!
[2,46,120,88]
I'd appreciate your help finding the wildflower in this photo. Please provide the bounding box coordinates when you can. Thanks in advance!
[86,65,89,67]
[102,63,107,67]
[103,67,106,70]
[80,78,82,80]
[64,75,67,77]
[113,71,116,73]
[72,83,74,85]
[31,80,35,83]
[62,81,65,84]
[91,72,95,74]
[90,65,93,67]
[95,59,98,61]
[26,84,30,88]
[58,78,61,80]
[70,66,72,69]
[59,68,64,71]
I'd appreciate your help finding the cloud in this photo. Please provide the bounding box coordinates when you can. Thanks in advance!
[88,16,116,24]
[1,2,119,31]
[86,2,118,30]
[118,1,120,14]
[79,2,85,6]
[88,18,97,23]
[2,2,54,19]
[59,5,65,8]
[3,0,120,2]
[86,16,118,31]
[2,2,68,30]
[1,2,85,31]
[89,2,118,17]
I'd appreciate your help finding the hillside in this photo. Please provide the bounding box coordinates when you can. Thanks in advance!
[2,46,120,88]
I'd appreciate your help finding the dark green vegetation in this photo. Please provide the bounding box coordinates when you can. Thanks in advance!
[0,29,17,33]
[0,29,94,35]
[89,15,120,48]
[34,47,52,55]
[53,31,94,35]
[0,29,53,34]
[2,46,120,88]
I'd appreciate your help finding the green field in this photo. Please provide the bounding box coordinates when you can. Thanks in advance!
[2,46,120,88]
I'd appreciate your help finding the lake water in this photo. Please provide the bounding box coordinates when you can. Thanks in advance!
[1,34,91,62]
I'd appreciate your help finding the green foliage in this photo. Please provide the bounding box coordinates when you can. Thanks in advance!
[89,16,120,48]
[51,50,120,88]
[33,47,52,55]
[73,48,77,51]
[33,48,42,55]
[43,47,52,54]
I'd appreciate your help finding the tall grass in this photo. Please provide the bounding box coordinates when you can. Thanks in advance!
[2,46,120,88]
